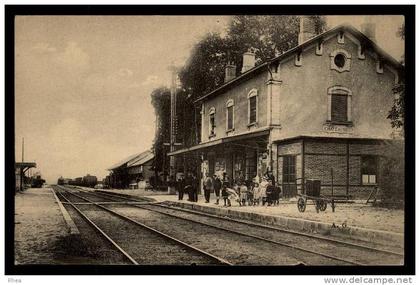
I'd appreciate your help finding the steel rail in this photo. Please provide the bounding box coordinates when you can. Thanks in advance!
[60,201,154,205]
[53,188,139,265]
[93,189,404,258]
[73,189,361,265]
[132,203,362,265]
[59,187,233,266]
[155,203,404,257]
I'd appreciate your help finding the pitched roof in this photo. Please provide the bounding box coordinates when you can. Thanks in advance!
[194,24,404,104]
[107,150,153,171]
[127,150,154,167]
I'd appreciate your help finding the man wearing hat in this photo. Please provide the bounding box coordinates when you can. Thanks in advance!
[213,174,222,205]
[203,172,213,203]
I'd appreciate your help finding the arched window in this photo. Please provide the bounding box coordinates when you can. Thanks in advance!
[327,86,352,124]
[226,99,235,132]
[248,89,258,125]
[208,107,216,137]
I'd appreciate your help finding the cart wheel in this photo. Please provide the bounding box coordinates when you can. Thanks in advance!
[319,200,327,211]
[297,197,306,212]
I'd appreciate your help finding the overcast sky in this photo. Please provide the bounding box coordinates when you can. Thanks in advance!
[15,15,404,183]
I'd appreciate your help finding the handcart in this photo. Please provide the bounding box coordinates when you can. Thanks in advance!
[297,170,355,213]
[297,179,332,213]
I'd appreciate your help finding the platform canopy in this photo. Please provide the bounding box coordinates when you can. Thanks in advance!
[15,162,36,173]
[168,128,270,156]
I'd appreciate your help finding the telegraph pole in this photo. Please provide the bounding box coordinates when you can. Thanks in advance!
[22,137,24,162]
[168,66,183,177]
[164,66,183,195]
[169,67,176,177]
[20,138,24,191]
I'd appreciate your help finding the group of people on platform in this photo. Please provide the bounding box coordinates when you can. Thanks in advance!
[173,172,200,202]
[175,170,281,207]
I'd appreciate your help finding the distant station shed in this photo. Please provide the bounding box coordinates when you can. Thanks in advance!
[15,162,36,192]
[107,150,154,189]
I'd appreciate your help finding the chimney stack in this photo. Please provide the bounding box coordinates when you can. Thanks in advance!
[241,49,256,73]
[361,16,376,42]
[298,16,317,45]
[225,62,236,83]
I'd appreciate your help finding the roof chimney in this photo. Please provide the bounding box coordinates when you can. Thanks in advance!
[241,49,256,73]
[298,16,317,45]
[225,62,236,83]
[361,16,376,42]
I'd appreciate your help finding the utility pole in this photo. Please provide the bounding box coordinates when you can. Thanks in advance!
[22,137,24,162]
[169,66,177,178]
[168,66,183,177]
[163,66,183,194]
[20,138,24,191]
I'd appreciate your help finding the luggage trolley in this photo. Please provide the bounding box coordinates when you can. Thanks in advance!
[297,179,334,213]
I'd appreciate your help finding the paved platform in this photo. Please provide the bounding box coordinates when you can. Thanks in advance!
[96,188,404,247]
[14,187,75,264]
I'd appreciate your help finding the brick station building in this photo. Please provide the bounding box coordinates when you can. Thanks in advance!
[169,17,404,199]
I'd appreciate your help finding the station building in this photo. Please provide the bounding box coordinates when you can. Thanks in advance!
[107,150,154,189]
[169,18,404,199]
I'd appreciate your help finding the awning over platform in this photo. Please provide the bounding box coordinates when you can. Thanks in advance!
[15,162,36,168]
[168,128,270,156]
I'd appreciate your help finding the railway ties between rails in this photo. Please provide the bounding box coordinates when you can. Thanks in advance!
[52,185,231,266]
[92,190,404,256]
[85,189,404,260]
[54,185,404,266]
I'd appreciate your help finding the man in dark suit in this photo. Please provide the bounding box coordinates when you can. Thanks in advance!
[191,173,199,202]
[203,173,213,203]
[213,174,222,205]
[184,172,193,201]
[176,175,185,200]
[265,169,276,186]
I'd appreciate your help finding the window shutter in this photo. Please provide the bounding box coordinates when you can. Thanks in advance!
[249,96,257,123]
[331,94,348,122]
[227,106,233,130]
[209,113,215,135]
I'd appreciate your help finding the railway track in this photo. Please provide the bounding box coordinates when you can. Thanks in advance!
[56,186,403,265]
[58,186,311,265]
[92,190,404,254]
[84,188,404,265]
[53,186,231,266]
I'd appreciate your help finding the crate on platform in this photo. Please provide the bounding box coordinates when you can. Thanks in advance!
[305,179,321,197]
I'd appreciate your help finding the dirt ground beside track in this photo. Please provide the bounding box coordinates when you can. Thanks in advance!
[14,188,77,264]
